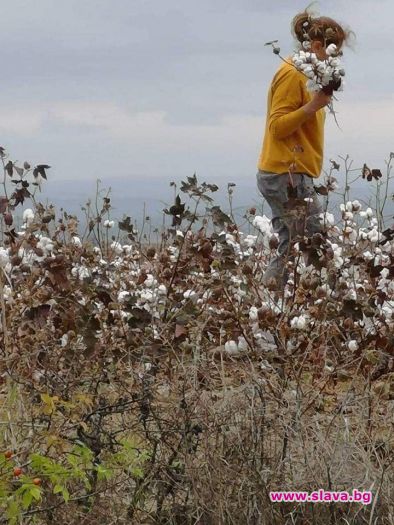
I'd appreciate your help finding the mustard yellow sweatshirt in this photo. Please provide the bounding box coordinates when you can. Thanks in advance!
[257,57,326,178]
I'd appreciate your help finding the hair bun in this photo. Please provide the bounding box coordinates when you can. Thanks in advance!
[291,7,355,49]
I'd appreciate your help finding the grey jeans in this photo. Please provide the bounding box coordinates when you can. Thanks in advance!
[256,170,323,285]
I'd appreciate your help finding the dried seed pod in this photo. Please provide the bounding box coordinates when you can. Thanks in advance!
[242,264,253,276]
[42,214,53,224]
[316,286,327,299]
[10,255,22,266]
[159,253,169,264]
[3,212,13,226]
[301,276,312,289]
[146,247,156,259]
[310,277,320,290]
[269,235,279,250]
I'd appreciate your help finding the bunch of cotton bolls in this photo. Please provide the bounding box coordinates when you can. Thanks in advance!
[291,42,345,93]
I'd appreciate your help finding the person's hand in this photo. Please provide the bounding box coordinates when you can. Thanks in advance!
[311,91,333,110]
[303,91,332,115]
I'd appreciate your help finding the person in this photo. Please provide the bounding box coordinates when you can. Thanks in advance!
[256,6,354,289]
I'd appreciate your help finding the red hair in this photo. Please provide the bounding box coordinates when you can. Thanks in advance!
[291,4,355,49]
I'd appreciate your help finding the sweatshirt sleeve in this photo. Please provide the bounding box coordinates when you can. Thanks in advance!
[268,67,312,140]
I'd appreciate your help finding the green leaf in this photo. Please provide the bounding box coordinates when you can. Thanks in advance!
[31,486,42,501]
[22,490,33,509]
[96,464,113,481]
[62,487,70,503]
[131,467,144,479]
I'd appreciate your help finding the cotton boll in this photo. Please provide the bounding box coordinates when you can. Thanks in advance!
[243,235,257,248]
[330,58,340,67]
[103,220,115,228]
[351,200,362,212]
[344,288,357,301]
[380,254,391,267]
[144,274,157,288]
[237,336,248,352]
[253,215,272,236]
[0,247,10,268]
[37,236,55,254]
[319,212,335,226]
[380,267,390,280]
[363,251,374,261]
[23,208,35,225]
[183,289,197,301]
[140,290,154,302]
[359,231,368,240]
[122,245,133,255]
[118,291,131,302]
[367,228,379,243]
[290,315,308,330]
[158,284,167,295]
[224,340,239,355]
[79,267,90,280]
[72,236,82,248]
[347,340,358,351]
[334,256,344,268]
[249,306,259,321]
[111,241,123,255]
[326,44,337,56]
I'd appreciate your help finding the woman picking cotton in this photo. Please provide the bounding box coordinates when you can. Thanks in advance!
[256,5,354,290]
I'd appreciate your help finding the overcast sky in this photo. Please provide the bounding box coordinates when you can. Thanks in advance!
[1,0,393,220]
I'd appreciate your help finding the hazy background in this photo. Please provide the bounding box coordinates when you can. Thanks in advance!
[1,0,393,230]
